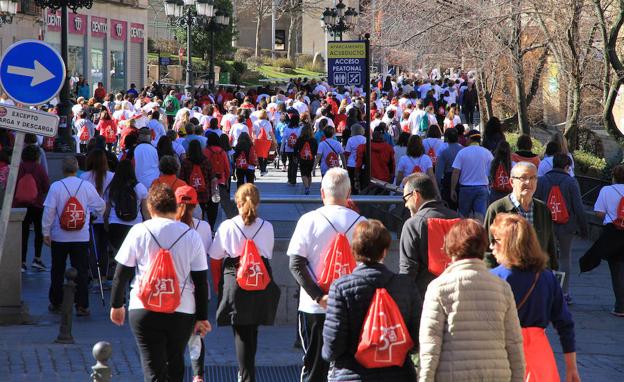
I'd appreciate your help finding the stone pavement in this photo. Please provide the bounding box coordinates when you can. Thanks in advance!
[0,166,623,381]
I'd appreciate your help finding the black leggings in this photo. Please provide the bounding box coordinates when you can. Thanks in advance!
[233,325,259,382]
[236,169,255,188]
[129,309,195,382]
[108,224,133,251]
[287,153,298,184]
[21,206,44,263]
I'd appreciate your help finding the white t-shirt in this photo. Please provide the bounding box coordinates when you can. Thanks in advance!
[287,205,365,314]
[80,171,114,224]
[408,109,426,135]
[253,119,273,140]
[538,154,575,177]
[209,216,274,260]
[443,115,462,130]
[175,107,195,121]
[107,182,148,226]
[313,116,335,132]
[423,138,446,158]
[397,154,433,176]
[220,113,238,131]
[134,143,161,189]
[594,184,624,224]
[147,119,166,145]
[42,176,106,242]
[229,123,249,147]
[115,218,208,314]
[451,144,494,186]
[344,135,366,168]
[281,126,301,153]
[293,100,309,115]
[317,139,344,175]
[199,114,214,129]
[192,218,213,256]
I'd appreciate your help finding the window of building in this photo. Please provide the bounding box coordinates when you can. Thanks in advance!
[111,50,126,92]
[68,46,84,77]
[275,29,285,51]
[91,48,104,87]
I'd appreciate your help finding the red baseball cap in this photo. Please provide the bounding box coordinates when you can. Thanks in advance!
[175,185,198,205]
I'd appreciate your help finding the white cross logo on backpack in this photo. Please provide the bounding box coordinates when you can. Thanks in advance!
[64,202,84,229]
[246,260,263,287]
[148,278,175,308]
[374,312,407,363]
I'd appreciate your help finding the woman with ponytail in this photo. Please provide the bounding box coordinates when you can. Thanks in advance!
[80,149,113,285]
[175,185,212,382]
[208,184,280,382]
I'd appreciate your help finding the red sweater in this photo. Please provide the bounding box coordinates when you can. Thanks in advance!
[356,140,395,183]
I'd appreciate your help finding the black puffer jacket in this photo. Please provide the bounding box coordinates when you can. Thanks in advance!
[322,263,422,382]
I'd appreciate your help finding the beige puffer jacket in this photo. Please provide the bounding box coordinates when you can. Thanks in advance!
[419,258,525,382]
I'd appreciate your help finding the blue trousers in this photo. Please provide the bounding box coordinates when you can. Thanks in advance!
[458,185,489,219]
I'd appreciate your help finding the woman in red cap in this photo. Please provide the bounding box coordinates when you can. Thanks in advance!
[175,185,213,382]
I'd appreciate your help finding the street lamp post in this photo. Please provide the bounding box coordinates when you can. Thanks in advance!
[207,10,229,92]
[165,0,228,95]
[34,0,93,152]
[320,0,358,41]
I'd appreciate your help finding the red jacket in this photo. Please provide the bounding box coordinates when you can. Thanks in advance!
[356,140,395,183]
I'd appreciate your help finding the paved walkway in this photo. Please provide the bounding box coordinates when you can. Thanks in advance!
[0,166,623,381]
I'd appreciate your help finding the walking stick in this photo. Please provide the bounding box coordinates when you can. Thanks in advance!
[90,224,106,307]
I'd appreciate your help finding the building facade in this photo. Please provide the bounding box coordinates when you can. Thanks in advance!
[0,0,148,95]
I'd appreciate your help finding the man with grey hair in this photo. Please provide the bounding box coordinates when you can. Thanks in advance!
[287,167,364,382]
[42,156,105,316]
[484,161,557,269]
[134,128,160,188]
[399,173,459,296]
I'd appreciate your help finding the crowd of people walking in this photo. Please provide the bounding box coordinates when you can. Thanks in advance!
[5,69,624,382]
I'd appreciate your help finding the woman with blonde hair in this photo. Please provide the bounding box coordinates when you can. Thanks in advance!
[490,213,579,382]
[174,110,190,133]
[208,184,280,382]
[443,106,461,130]
[252,109,276,176]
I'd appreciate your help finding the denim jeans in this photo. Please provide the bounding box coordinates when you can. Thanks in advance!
[458,185,489,220]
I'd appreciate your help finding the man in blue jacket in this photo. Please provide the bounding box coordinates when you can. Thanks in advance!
[535,153,588,302]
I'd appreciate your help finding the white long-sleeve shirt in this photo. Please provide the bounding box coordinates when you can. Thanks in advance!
[42,176,105,242]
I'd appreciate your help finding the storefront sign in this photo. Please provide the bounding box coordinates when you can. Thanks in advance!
[91,16,108,38]
[45,9,61,33]
[130,23,144,43]
[68,13,87,35]
[110,19,127,41]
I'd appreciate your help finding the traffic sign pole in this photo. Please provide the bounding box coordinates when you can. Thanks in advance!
[364,34,371,181]
[0,132,24,266]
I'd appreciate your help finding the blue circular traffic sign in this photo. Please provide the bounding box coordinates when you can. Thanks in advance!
[0,40,66,106]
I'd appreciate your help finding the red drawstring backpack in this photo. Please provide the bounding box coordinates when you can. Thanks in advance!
[427,147,437,166]
[189,164,206,192]
[316,213,362,293]
[138,227,191,313]
[300,141,313,161]
[409,157,422,174]
[79,125,90,142]
[611,187,624,230]
[235,151,249,170]
[355,286,414,368]
[59,181,86,231]
[546,185,569,224]
[492,163,512,193]
[324,141,341,169]
[287,132,298,148]
[254,127,271,159]
[234,220,271,291]
[427,218,461,276]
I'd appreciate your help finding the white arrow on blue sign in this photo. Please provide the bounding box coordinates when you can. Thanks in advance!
[0,40,66,106]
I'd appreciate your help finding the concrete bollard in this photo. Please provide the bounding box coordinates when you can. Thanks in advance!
[91,341,112,382]
[54,267,77,344]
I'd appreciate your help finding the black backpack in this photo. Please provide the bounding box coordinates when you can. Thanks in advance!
[114,182,139,221]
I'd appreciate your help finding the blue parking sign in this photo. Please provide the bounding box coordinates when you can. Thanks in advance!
[327,41,366,88]
[0,40,66,106]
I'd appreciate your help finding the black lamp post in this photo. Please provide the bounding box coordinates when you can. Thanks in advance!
[165,0,228,95]
[0,0,18,25]
[34,0,93,152]
[206,9,229,92]
[320,0,358,41]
